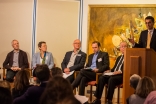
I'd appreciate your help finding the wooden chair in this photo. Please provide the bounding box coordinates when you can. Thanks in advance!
[105,84,123,103]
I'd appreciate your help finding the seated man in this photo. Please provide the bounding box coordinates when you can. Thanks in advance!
[92,41,128,104]
[3,40,29,82]
[13,64,50,104]
[72,41,109,95]
[61,39,87,83]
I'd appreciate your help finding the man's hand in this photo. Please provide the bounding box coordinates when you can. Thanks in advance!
[104,70,110,73]
[93,68,99,73]
[113,71,121,75]
[64,68,70,74]
[128,38,135,45]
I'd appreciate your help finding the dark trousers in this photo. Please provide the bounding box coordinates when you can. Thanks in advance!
[71,69,96,95]
[94,75,123,101]
[6,69,18,82]
[66,73,74,83]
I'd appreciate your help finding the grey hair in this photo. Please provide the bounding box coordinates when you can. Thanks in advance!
[130,74,141,89]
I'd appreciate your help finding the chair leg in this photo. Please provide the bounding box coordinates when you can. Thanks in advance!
[105,86,107,102]
[90,85,92,102]
[117,87,120,104]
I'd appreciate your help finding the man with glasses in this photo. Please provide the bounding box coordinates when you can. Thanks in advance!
[61,39,86,83]
[129,16,156,51]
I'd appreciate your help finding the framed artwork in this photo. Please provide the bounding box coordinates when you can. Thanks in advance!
[87,5,156,57]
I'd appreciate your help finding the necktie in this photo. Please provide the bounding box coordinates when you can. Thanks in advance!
[114,55,124,71]
[146,31,151,48]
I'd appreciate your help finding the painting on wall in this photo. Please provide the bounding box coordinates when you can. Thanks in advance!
[87,5,156,57]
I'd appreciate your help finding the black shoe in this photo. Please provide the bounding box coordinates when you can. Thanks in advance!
[91,99,101,104]
[105,101,112,104]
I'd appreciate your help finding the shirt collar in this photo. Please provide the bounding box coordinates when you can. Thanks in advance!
[148,28,154,32]
[13,50,19,53]
[73,50,80,54]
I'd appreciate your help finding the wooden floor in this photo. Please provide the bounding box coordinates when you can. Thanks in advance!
[86,95,122,104]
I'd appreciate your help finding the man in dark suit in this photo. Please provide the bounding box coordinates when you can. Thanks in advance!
[129,16,156,51]
[61,39,87,83]
[13,64,50,104]
[91,41,128,104]
[72,41,109,95]
[3,40,29,82]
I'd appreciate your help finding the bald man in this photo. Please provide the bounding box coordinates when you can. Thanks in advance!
[61,39,87,83]
[3,40,29,82]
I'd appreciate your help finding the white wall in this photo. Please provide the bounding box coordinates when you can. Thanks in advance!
[36,0,80,67]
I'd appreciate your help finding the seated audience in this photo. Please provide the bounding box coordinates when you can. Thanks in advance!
[92,41,127,104]
[51,67,63,77]
[72,41,109,96]
[0,87,12,104]
[61,39,86,83]
[127,74,141,104]
[32,41,54,76]
[3,40,29,82]
[12,69,32,99]
[0,80,11,90]
[13,64,50,104]
[144,91,156,104]
[128,76,155,104]
[40,76,81,104]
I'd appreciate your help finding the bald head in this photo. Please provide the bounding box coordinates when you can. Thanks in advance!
[11,40,19,51]
[73,39,81,50]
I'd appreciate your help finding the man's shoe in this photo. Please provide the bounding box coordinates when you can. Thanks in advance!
[91,99,101,104]
[105,101,112,104]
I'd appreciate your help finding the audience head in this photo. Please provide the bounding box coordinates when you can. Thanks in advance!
[40,76,74,104]
[145,16,154,30]
[55,97,81,104]
[119,41,128,54]
[136,76,155,98]
[144,91,156,104]
[0,81,11,90]
[130,74,141,90]
[92,41,101,53]
[11,40,19,50]
[38,41,47,52]
[0,87,12,104]
[73,39,81,50]
[51,67,63,77]
[35,64,50,82]
[14,69,30,90]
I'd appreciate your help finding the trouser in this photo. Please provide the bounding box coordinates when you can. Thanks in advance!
[6,69,18,82]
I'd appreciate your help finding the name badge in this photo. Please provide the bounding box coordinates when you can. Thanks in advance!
[46,56,48,60]
[98,58,102,62]
[77,54,81,56]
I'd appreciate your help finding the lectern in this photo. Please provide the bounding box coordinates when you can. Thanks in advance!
[123,48,156,104]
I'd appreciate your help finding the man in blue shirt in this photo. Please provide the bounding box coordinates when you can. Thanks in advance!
[72,41,109,95]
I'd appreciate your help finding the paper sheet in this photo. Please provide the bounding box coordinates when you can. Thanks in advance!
[104,72,114,76]
[75,95,88,104]
[63,71,75,78]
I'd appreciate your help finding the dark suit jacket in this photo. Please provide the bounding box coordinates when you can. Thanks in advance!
[135,28,156,51]
[13,83,46,104]
[86,51,109,73]
[3,50,29,70]
[61,50,87,71]
[111,55,124,74]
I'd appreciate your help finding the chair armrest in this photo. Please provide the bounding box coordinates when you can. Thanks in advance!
[3,68,6,77]
[96,73,103,84]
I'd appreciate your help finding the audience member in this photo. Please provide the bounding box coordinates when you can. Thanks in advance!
[51,67,63,77]
[0,80,11,90]
[12,69,32,99]
[128,76,155,104]
[3,40,29,82]
[40,76,81,104]
[144,91,156,104]
[126,74,141,104]
[61,39,86,83]
[13,64,50,104]
[32,41,54,76]
[0,87,12,104]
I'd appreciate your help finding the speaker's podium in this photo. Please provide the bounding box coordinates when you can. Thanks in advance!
[122,48,156,104]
